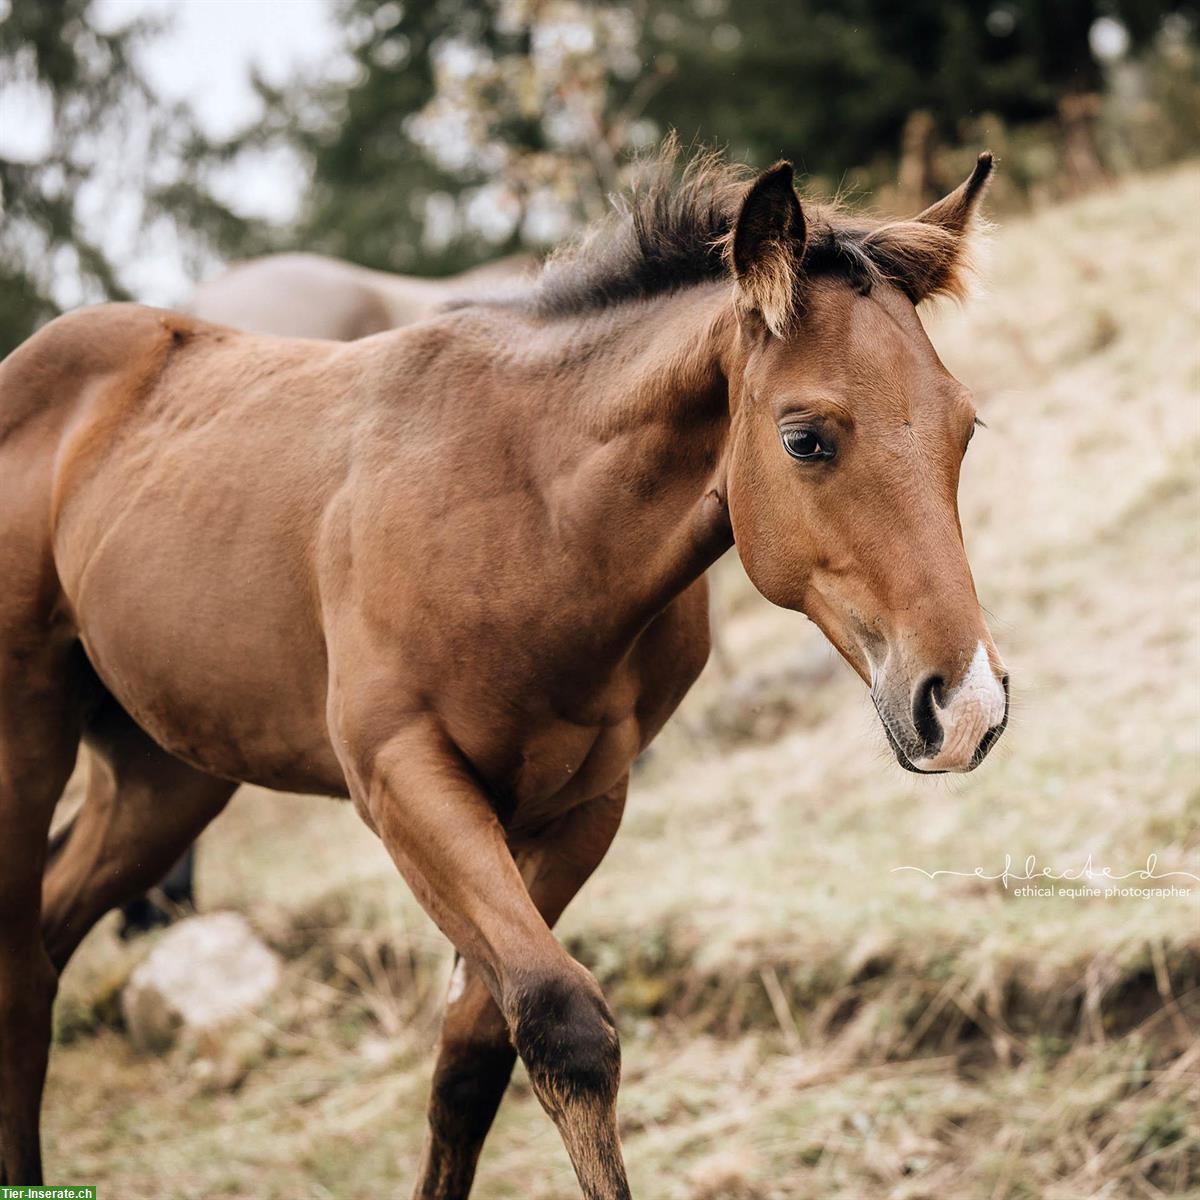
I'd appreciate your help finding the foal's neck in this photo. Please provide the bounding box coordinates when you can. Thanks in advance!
[514,285,739,633]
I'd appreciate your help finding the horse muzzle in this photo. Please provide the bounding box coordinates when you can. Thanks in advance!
[874,643,1009,774]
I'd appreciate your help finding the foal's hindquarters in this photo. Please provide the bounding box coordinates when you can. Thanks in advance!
[0,315,325,1184]
[0,333,102,1183]
[0,324,237,1183]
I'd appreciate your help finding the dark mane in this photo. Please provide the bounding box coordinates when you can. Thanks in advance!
[529,149,748,319]
[504,145,965,322]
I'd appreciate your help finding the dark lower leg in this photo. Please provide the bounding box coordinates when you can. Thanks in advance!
[0,944,56,1186]
[416,956,629,1200]
[507,968,629,1200]
[409,790,629,1198]
[118,844,197,939]
[413,961,516,1200]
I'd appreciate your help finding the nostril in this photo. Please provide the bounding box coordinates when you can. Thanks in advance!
[912,675,945,752]
[974,720,1004,763]
[971,675,1011,767]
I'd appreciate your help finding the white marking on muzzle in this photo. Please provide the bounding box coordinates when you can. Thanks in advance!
[912,642,1006,772]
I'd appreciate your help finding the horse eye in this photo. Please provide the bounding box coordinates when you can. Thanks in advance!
[781,428,832,461]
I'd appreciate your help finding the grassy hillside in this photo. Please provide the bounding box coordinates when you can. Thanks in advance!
[43,164,1200,1199]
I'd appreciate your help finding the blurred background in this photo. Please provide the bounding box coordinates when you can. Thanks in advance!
[3,2,1200,1198]
[2,0,1199,351]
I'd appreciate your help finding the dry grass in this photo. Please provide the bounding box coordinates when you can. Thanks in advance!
[43,164,1200,1198]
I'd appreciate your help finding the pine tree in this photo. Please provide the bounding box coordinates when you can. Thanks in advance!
[0,0,261,355]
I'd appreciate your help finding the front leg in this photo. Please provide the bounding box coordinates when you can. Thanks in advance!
[338,715,632,1200]
[415,786,626,1199]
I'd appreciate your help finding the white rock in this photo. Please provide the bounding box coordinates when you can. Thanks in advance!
[121,912,282,1052]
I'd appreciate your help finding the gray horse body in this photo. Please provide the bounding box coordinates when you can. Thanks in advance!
[189,251,535,339]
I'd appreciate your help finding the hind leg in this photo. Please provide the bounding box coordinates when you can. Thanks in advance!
[0,644,85,1185]
[117,844,198,939]
[42,700,235,973]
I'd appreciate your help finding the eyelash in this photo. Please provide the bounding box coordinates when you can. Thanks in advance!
[781,427,835,461]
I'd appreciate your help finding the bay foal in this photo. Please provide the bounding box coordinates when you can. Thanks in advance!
[0,150,1008,1196]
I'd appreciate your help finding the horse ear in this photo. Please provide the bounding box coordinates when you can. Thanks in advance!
[914,151,994,238]
[730,161,807,336]
[865,152,995,304]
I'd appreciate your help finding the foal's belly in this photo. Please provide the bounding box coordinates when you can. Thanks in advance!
[54,486,346,793]
[70,564,345,793]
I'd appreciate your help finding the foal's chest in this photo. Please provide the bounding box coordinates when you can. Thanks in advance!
[478,580,712,832]
[506,710,644,827]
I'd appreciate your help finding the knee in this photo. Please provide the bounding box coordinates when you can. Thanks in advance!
[506,968,620,1110]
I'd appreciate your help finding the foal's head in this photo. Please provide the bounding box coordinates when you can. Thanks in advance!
[723,156,1007,772]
